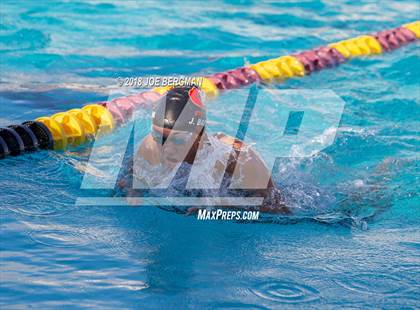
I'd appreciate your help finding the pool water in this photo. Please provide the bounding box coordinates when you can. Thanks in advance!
[1,1,419,308]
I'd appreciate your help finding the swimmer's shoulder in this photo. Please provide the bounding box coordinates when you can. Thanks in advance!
[214,132,246,151]
[137,133,160,165]
[214,132,274,189]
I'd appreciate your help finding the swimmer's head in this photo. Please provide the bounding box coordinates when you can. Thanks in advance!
[150,85,207,165]
[151,85,206,145]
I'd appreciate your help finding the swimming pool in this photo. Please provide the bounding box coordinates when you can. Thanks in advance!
[1,1,419,308]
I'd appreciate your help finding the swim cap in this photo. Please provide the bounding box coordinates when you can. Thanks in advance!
[152,86,206,132]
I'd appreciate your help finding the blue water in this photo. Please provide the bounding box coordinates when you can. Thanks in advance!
[1,0,419,308]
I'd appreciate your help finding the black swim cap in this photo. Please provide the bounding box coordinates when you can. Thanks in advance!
[152,85,206,132]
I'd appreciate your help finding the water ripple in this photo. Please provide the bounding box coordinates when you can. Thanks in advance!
[252,280,320,304]
[334,273,407,296]
[3,185,75,217]
[213,302,268,310]
[28,228,90,248]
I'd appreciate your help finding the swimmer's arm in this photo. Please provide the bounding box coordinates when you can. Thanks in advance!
[218,135,291,214]
[238,148,291,214]
[117,134,157,193]
[137,134,160,166]
[218,134,273,189]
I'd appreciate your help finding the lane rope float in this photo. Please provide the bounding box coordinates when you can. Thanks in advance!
[1,21,418,159]
[8,124,39,152]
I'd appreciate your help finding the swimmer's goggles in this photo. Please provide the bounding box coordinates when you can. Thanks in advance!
[152,130,194,145]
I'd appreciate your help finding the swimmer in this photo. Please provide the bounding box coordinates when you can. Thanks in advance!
[120,85,290,214]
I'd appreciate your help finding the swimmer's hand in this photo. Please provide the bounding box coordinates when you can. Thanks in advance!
[117,179,144,206]
[186,206,200,215]
[126,194,143,206]
[260,199,291,215]
[259,187,291,215]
